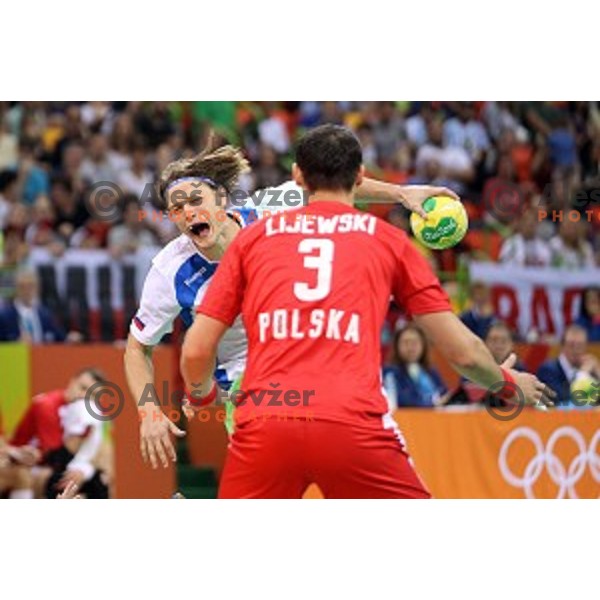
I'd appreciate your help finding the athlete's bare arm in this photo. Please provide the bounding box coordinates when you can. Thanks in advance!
[414,312,555,407]
[357,178,459,218]
[180,314,228,396]
[125,334,184,469]
[124,334,156,409]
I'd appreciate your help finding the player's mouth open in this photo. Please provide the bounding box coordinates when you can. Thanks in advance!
[188,222,211,239]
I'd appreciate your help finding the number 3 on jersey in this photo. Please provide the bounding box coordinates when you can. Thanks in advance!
[294,239,334,302]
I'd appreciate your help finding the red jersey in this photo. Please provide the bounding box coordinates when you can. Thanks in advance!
[197,201,451,427]
[10,389,66,453]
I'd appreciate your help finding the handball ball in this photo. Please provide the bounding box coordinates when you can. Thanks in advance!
[570,374,599,406]
[410,196,468,250]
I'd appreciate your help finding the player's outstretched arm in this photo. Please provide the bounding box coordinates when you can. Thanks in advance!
[356,178,459,219]
[414,312,555,407]
[124,334,157,412]
[125,334,184,469]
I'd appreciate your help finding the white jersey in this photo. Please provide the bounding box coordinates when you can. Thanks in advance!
[130,182,304,385]
[59,399,103,481]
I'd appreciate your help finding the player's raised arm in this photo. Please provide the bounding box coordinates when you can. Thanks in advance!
[356,178,459,219]
[259,177,457,220]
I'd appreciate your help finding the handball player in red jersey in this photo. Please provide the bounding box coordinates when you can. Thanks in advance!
[181,125,554,499]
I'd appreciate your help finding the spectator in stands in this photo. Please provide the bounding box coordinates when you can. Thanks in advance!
[386,205,410,233]
[549,218,595,268]
[459,281,497,339]
[443,101,491,163]
[414,118,474,194]
[80,101,113,130]
[405,102,433,148]
[0,267,67,343]
[383,323,449,409]
[4,201,29,244]
[536,324,600,407]
[575,287,600,342]
[548,112,578,174]
[61,141,87,195]
[133,102,175,149]
[0,169,18,230]
[481,153,523,225]
[257,108,290,155]
[9,367,109,498]
[482,102,521,141]
[0,116,18,170]
[24,194,59,249]
[483,321,524,368]
[117,140,153,198]
[252,143,287,190]
[79,133,118,184]
[108,194,157,259]
[108,113,135,172]
[449,321,525,404]
[356,124,378,168]
[0,412,41,499]
[499,206,552,266]
[52,176,88,245]
[70,185,116,249]
[372,102,406,165]
[18,140,50,205]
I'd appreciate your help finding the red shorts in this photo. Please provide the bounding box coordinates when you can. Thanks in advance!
[218,415,430,499]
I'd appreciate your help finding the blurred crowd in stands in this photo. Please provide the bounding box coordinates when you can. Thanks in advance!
[1,101,600,268]
[0,102,599,407]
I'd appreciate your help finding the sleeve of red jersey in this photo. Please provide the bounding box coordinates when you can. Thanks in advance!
[9,403,36,446]
[196,235,246,326]
[392,236,452,316]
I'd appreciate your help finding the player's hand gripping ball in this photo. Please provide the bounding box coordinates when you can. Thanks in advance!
[410,195,468,250]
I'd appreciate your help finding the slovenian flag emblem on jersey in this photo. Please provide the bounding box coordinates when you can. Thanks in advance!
[133,315,146,331]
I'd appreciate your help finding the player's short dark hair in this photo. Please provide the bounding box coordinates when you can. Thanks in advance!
[296,125,363,193]
[76,367,107,385]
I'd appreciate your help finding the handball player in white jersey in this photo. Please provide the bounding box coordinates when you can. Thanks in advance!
[124,143,458,469]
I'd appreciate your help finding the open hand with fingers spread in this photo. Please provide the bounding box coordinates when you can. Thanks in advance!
[140,408,185,469]
[501,353,556,408]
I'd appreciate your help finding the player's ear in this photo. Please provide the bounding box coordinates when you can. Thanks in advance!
[292,163,306,189]
[355,165,365,188]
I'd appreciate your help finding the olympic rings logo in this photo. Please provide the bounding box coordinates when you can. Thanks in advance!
[498,426,600,499]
